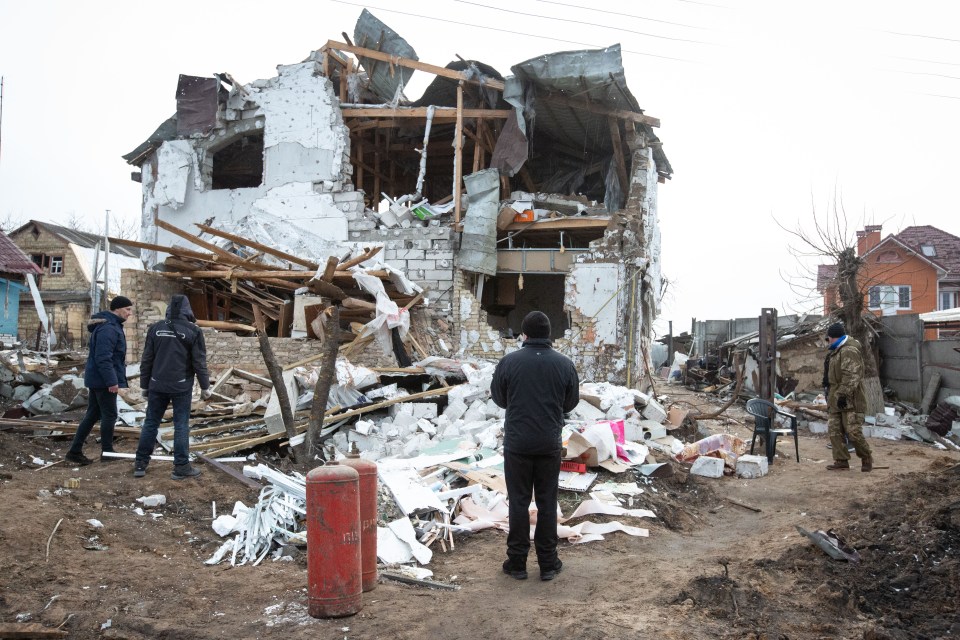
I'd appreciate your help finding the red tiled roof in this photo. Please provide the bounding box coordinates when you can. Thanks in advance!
[0,232,42,276]
[894,225,960,278]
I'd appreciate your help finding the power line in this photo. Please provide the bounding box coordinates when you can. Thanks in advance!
[531,0,711,31]
[892,56,960,68]
[453,0,717,45]
[327,0,699,62]
[882,30,960,44]
[887,68,960,81]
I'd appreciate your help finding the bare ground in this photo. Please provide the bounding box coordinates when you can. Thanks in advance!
[1,385,958,640]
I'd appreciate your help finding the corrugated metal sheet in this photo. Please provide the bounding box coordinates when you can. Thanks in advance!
[353,9,418,103]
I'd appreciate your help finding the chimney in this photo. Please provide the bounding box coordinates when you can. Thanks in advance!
[857,224,882,256]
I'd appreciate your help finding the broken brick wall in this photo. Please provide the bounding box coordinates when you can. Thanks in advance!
[453,138,661,387]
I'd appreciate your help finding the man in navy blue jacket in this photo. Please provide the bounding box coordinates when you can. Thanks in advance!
[134,295,211,480]
[66,296,133,465]
[492,311,579,582]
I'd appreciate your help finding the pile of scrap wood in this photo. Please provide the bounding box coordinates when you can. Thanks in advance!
[109,220,425,345]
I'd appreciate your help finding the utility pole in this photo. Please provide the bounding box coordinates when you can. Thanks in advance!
[1,76,5,167]
[101,210,110,310]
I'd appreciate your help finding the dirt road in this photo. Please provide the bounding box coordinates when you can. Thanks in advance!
[1,386,957,639]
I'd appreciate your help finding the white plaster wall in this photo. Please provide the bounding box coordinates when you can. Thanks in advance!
[566,262,623,346]
[641,147,662,317]
[143,61,353,258]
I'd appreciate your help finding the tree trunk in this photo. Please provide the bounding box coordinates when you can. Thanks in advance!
[309,306,341,460]
[252,306,301,463]
[836,247,884,414]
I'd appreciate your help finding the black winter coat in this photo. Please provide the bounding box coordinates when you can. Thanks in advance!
[83,311,128,389]
[140,295,210,395]
[492,338,580,455]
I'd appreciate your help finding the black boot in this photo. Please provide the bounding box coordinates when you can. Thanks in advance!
[171,464,201,480]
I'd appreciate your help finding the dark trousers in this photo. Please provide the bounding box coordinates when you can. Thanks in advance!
[504,450,561,570]
[136,391,193,467]
[69,388,118,455]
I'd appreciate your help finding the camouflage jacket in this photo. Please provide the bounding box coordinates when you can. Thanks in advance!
[826,336,866,414]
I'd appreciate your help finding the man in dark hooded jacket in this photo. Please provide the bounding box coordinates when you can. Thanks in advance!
[492,311,579,582]
[134,295,211,480]
[66,296,133,465]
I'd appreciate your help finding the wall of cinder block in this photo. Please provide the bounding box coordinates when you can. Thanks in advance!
[348,225,456,311]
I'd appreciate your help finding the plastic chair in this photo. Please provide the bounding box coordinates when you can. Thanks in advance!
[745,398,799,464]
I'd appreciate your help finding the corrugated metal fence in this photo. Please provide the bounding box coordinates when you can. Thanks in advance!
[879,314,960,404]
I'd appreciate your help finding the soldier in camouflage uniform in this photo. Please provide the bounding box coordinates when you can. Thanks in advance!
[823,322,873,472]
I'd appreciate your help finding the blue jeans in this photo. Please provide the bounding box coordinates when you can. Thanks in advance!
[69,388,118,455]
[136,391,193,466]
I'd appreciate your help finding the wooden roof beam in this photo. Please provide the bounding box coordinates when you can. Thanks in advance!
[324,40,505,91]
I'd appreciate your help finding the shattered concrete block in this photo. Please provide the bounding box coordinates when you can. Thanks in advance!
[390,412,418,432]
[736,455,769,479]
[875,413,900,427]
[13,385,36,402]
[0,363,14,383]
[136,494,166,507]
[863,425,902,441]
[416,418,437,436]
[331,432,349,452]
[573,399,605,421]
[462,401,487,425]
[22,388,68,415]
[0,383,14,399]
[402,432,431,457]
[807,421,828,434]
[624,420,667,442]
[641,399,668,423]
[389,402,438,420]
[633,390,651,408]
[355,419,375,435]
[689,456,724,478]
[347,430,385,455]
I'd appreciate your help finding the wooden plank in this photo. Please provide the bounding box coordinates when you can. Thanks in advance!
[502,217,611,232]
[608,116,629,193]
[194,223,320,270]
[340,107,512,119]
[321,256,339,282]
[277,300,294,338]
[232,369,274,388]
[339,246,382,270]
[196,320,257,333]
[209,367,235,394]
[454,82,464,227]
[154,218,272,270]
[322,385,455,424]
[0,622,68,638]
[325,40,505,91]
[197,454,264,491]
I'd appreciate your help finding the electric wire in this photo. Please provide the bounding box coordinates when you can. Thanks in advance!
[452,0,716,45]
[881,30,960,45]
[532,0,712,30]
[328,0,699,63]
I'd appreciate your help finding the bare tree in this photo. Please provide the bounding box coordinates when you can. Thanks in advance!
[777,199,885,415]
[0,212,24,234]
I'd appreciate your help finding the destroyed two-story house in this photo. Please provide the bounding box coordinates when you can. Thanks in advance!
[120,11,671,386]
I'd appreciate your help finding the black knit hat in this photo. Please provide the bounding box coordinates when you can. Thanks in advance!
[110,295,133,311]
[826,322,845,338]
[521,311,551,339]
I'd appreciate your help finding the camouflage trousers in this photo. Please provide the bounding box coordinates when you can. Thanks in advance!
[827,411,872,461]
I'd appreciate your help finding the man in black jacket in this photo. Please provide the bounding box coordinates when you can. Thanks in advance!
[66,296,133,465]
[134,295,211,480]
[492,311,579,581]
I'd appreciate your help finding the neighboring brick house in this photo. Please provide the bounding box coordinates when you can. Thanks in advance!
[7,221,143,347]
[0,232,42,342]
[818,224,960,337]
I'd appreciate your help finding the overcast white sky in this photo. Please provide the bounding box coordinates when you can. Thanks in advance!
[2,1,959,337]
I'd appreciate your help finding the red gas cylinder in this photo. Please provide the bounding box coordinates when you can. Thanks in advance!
[306,463,362,618]
[340,454,378,592]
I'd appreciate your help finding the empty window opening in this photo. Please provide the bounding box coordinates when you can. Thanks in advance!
[479,273,569,339]
[212,132,264,190]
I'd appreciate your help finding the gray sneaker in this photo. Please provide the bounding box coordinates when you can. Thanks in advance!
[171,464,201,480]
[133,461,148,478]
